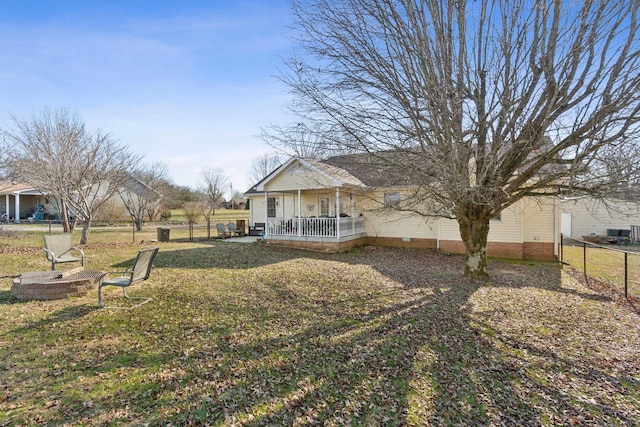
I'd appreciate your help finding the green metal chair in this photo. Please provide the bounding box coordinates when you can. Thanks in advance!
[43,234,85,270]
[98,247,159,309]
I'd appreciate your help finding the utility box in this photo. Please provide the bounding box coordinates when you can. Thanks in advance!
[157,227,170,242]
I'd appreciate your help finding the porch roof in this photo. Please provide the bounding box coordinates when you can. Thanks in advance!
[0,181,43,196]
[245,157,366,195]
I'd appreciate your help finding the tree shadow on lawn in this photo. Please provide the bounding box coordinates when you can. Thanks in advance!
[6,245,636,425]
[151,241,337,270]
[150,247,637,425]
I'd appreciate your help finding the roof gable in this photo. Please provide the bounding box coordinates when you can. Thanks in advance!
[246,157,365,194]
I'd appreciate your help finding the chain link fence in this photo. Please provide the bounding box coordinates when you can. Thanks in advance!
[560,234,640,300]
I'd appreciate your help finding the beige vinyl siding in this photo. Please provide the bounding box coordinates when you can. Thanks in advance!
[438,210,523,243]
[438,197,556,244]
[438,218,462,241]
[364,210,438,239]
[562,197,640,237]
[266,165,334,192]
[357,191,437,239]
[249,195,266,224]
[520,197,557,243]
[487,207,522,243]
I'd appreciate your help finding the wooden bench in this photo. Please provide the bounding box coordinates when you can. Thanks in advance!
[249,222,265,236]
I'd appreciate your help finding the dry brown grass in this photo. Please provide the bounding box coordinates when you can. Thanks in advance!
[0,231,638,425]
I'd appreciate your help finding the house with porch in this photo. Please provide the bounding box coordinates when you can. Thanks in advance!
[0,181,55,222]
[244,156,560,260]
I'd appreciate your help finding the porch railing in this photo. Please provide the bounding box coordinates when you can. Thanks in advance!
[267,217,364,238]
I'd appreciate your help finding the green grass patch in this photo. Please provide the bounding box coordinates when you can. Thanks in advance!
[562,244,640,295]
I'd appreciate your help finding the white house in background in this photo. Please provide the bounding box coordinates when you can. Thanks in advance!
[0,178,163,224]
[561,196,640,239]
[0,181,55,222]
[244,156,560,261]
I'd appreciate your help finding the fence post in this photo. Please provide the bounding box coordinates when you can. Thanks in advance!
[560,233,564,262]
[583,241,587,275]
[625,252,628,299]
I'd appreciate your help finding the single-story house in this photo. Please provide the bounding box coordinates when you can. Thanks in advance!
[1,178,163,224]
[561,196,640,240]
[244,156,559,261]
[0,181,56,222]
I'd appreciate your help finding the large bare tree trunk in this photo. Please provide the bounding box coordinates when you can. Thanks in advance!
[457,208,491,279]
[59,200,74,233]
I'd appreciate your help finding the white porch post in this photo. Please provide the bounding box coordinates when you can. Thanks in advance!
[297,189,302,237]
[264,190,268,237]
[4,194,9,219]
[351,193,355,233]
[14,193,20,223]
[336,187,340,238]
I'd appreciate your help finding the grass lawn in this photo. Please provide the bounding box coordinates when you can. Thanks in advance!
[1,227,639,426]
[561,243,640,297]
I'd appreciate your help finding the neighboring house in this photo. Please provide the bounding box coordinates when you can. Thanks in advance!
[0,181,55,222]
[115,176,165,221]
[244,156,559,260]
[0,178,163,224]
[561,196,640,239]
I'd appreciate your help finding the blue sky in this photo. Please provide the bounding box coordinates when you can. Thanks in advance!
[0,0,294,193]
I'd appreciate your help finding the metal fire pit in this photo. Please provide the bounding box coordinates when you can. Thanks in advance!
[11,267,105,300]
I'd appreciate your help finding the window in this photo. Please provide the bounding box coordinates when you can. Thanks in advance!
[319,197,330,216]
[384,192,401,207]
[267,197,277,218]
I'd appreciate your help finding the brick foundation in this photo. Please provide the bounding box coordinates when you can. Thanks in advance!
[523,242,556,260]
[439,240,556,261]
[266,236,556,261]
[364,236,437,249]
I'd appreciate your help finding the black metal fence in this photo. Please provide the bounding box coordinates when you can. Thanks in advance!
[23,219,249,243]
[560,234,640,299]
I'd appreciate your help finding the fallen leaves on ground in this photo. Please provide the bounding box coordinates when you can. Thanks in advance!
[0,242,638,426]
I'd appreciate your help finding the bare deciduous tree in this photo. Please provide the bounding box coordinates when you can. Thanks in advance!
[1,108,142,244]
[182,201,202,223]
[247,153,282,186]
[119,161,167,231]
[259,122,334,160]
[198,167,229,238]
[95,198,126,225]
[283,0,640,277]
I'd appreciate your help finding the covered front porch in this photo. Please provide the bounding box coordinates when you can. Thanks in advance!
[259,187,366,245]
[267,215,365,239]
[245,157,369,251]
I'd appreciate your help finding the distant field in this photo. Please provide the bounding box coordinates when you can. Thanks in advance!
[168,208,249,223]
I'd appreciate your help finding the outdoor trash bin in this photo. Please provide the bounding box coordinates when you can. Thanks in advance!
[157,227,170,242]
